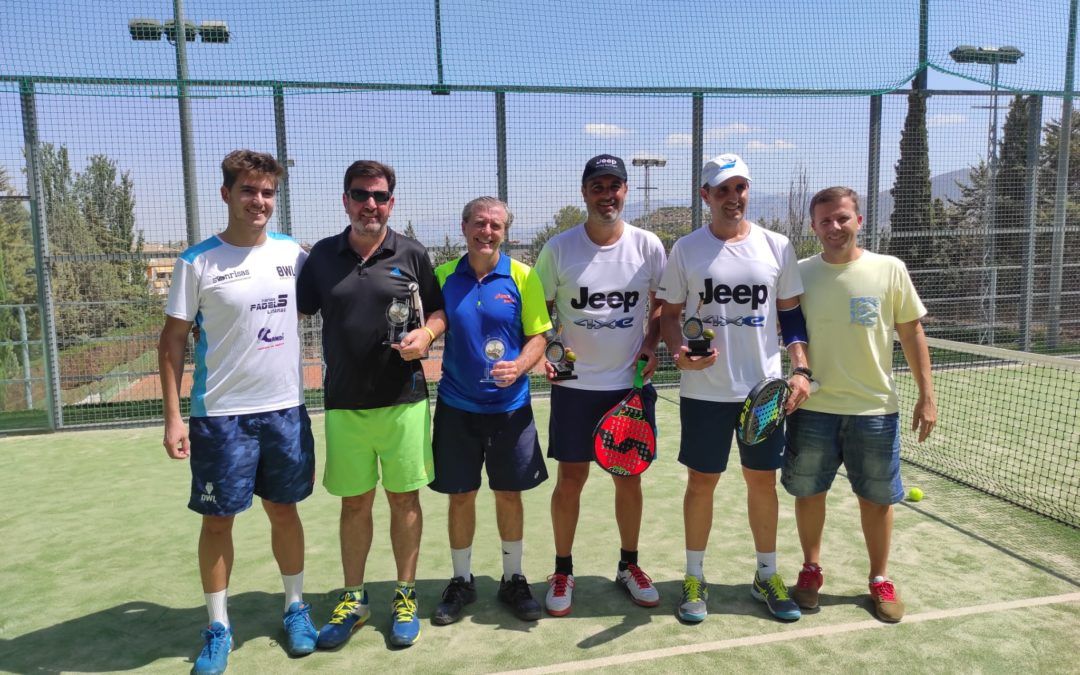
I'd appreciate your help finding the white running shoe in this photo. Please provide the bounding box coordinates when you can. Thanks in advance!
[616,564,660,607]
[545,573,575,616]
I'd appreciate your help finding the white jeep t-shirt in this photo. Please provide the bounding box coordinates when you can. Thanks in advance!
[534,222,666,390]
[165,233,308,416]
[656,223,803,402]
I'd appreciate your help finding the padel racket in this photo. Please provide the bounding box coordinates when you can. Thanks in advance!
[592,356,656,476]
[736,377,819,446]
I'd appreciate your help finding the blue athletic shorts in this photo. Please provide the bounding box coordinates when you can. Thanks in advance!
[188,405,315,516]
[429,398,548,493]
[678,397,785,473]
[548,384,657,464]
[781,409,904,505]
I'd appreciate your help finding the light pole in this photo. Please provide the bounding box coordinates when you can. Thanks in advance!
[632,157,667,226]
[949,45,1023,345]
[129,5,229,246]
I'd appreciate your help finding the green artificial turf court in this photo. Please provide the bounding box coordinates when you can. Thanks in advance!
[0,395,1077,673]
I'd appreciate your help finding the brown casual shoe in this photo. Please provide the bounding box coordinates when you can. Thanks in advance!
[791,563,823,610]
[869,578,905,622]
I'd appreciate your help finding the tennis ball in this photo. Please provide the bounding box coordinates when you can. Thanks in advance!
[907,487,924,502]
[702,328,716,339]
[565,350,577,362]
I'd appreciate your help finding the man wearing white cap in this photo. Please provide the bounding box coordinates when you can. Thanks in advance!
[657,153,811,623]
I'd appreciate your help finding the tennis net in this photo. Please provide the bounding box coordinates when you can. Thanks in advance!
[895,337,1080,528]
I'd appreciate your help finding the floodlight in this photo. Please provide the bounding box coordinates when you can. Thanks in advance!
[128,19,163,41]
[199,21,230,44]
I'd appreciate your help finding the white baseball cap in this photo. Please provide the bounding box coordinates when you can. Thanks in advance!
[701,153,751,187]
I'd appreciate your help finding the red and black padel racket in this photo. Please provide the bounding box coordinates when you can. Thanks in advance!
[592,356,656,476]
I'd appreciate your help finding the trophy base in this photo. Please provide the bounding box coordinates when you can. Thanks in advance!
[551,371,578,381]
[686,340,713,358]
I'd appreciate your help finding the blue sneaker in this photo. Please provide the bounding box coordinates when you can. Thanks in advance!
[192,622,232,675]
[283,601,318,656]
[389,587,421,647]
[751,572,802,622]
[317,590,370,650]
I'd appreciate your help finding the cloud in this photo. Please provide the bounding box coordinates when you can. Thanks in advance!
[584,123,629,137]
[706,123,755,141]
[746,139,796,151]
[928,113,967,128]
[666,123,756,147]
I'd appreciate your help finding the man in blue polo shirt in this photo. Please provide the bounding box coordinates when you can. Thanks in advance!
[429,196,553,625]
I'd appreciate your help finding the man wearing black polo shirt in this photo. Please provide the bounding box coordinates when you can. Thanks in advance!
[297,160,446,649]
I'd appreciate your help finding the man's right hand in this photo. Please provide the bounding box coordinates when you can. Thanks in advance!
[163,418,190,459]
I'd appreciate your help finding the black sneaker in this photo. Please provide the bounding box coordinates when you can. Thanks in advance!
[432,575,476,625]
[498,574,542,621]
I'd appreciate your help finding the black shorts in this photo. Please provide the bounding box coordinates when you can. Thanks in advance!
[678,397,785,473]
[429,398,548,493]
[547,384,658,463]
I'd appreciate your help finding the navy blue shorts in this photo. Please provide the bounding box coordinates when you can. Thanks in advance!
[188,405,315,516]
[548,384,658,464]
[678,397,785,474]
[429,399,548,493]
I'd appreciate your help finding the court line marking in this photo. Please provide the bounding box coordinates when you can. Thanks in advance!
[495,592,1080,674]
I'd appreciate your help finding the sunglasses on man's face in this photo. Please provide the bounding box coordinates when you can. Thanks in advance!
[347,189,392,204]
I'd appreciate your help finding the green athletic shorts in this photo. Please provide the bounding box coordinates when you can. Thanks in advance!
[323,400,434,495]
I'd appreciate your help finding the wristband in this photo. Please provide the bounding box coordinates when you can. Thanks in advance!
[423,326,436,342]
[791,367,813,381]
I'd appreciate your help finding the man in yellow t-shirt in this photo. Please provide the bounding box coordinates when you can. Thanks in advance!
[781,186,937,624]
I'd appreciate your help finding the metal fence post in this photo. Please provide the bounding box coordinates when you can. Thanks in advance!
[867,94,883,252]
[17,306,32,409]
[273,85,292,236]
[19,79,62,429]
[691,93,703,230]
[496,92,508,203]
[1020,96,1042,351]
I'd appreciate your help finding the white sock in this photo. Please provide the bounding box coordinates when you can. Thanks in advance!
[451,546,472,579]
[756,551,777,579]
[282,571,304,610]
[205,589,229,627]
[686,549,705,579]
[502,540,523,578]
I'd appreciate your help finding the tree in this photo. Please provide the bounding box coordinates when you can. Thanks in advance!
[888,92,934,267]
[520,205,584,265]
[995,95,1031,267]
[785,166,810,240]
[403,220,418,240]
[0,167,35,409]
[631,206,691,251]
[430,234,462,267]
[36,144,147,338]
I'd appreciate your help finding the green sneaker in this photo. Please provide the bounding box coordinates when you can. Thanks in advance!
[678,574,708,623]
[751,572,802,622]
